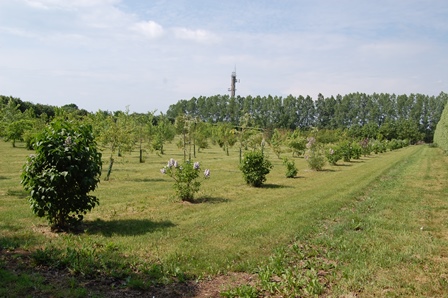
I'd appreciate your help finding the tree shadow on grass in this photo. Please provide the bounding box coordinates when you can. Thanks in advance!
[261,184,293,189]
[0,176,9,180]
[0,234,37,250]
[318,169,336,172]
[6,189,28,199]
[349,160,365,163]
[129,178,168,183]
[192,196,230,204]
[334,163,352,167]
[83,219,176,237]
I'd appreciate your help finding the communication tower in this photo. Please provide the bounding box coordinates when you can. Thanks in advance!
[228,68,240,98]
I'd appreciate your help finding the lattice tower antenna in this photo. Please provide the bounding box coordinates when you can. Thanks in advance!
[228,67,240,98]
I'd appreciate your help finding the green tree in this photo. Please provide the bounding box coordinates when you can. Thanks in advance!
[152,113,175,155]
[212,122,237,156]
[287,130,307,157]
[239,150,273,187]
[21,119,102,230]
[94,108,137,181]
[176,116,209,159]
[270,128,286,158]
[133,112,156,163]
[193,121,211,155]
[0,99,30,147]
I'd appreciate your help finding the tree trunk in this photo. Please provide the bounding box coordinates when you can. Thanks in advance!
[105,157,114,181]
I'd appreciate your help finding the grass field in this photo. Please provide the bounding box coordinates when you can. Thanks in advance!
[1,139,448,297]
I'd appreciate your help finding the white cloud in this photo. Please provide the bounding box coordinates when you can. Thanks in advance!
[25,0,120,10]
[173,27,219,44]
[132,21,164,39]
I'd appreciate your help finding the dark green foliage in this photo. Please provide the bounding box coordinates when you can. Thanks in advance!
[0,95,57,118]
[21,119,102,230]
[282,157,298,178]
[434,99,448,152]
[239,151,273,187]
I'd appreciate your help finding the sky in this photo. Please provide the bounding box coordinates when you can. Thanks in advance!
[0,0,447,113]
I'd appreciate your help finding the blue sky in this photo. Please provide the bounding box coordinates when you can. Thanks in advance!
[1,0,447,113]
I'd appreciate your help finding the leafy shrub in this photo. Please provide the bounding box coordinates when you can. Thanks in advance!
[338,140,352,162]
[287,130,307,157]
[305,149,326,171]
[325,146,341,165]
[240,150,273,187]
[21,119,102,230]
[387,139,403,151]
[351,142,362,159]
[282,157,298,178]
[305,137,326,171]
[359,138,372,156]
[371,140,387,154]
[160,159,210,201]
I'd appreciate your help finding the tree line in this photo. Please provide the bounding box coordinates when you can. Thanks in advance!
[166,92,448,142]
[2,91,448,177]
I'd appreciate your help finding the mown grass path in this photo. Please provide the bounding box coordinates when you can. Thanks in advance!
[302,145,448,296]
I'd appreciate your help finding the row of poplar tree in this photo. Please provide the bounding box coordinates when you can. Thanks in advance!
[167,92,448,142]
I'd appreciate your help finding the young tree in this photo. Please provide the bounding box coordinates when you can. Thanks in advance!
[192,121,211,155]
[270,128,286,158]
[21,119,102,230]
[152,113,175,155]
[287,130,307,157]
[212,122,237,156]
[175,114,196,161]
[0,99,31,147]
[94,108,137,181]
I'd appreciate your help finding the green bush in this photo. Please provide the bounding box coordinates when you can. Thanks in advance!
[359,138,372,156]
[21,119,102,230]
[160,159,210,201]
[387,139,403,151]
[240,150,273,187]
[282,157,298,178]
[305,149,326,171]
[325,146,341,165]
[305,137,326,171]
[338,140,352,162]
[351,142,362,159]
[371,140,387,154]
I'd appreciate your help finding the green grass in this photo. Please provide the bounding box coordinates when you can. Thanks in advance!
[1,139,448,296]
